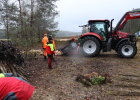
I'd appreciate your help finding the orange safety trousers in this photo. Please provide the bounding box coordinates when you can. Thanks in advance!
[43,48,47,56]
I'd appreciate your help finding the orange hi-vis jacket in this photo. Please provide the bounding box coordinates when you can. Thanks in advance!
[42,36,48,48]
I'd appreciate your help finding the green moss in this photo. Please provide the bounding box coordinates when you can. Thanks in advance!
[90,76,105,85]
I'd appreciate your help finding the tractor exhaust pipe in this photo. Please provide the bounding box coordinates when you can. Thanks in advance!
[110,19,114,34]
[107,19,114,51]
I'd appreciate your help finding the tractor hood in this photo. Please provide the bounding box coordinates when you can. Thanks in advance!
[115,31,129,38]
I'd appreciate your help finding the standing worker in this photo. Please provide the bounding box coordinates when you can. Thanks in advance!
[51,35,57,61]
[45,36,55,69]
[42,33,48,59]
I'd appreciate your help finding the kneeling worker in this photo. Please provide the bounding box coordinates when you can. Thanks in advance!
[0,73,35,100]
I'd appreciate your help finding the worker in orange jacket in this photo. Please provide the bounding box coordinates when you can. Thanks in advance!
[42,33,48,59]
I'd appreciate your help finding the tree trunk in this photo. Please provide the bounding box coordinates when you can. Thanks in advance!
[29,0,35,44]
[18,0,24,37]
[37,25,41,42]
[5,0,9,39]
[30,0,34,28]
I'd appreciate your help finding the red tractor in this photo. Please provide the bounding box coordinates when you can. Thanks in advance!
[78,11,140,58]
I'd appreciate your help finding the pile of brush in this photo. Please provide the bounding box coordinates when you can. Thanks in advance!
[76,72,112,86]
[0,41,25,77]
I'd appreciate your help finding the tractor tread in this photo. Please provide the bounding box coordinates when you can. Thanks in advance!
[117,41,137,58]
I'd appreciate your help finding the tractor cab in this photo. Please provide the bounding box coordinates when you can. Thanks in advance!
[88,20,110,41]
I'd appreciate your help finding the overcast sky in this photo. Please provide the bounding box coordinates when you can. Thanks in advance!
[56,0,140,32]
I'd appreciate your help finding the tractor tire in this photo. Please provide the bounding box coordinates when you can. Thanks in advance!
[80,36,101,57]
[117,41,137,58]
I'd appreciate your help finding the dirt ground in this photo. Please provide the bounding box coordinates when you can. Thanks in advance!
[25,41,140,100]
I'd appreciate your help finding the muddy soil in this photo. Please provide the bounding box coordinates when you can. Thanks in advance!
[25,42,140,100]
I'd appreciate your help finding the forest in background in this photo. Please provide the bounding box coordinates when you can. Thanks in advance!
[0,29,5,38]
[0,1,140,44]
[0,0,58,47]
[55,30,81,37]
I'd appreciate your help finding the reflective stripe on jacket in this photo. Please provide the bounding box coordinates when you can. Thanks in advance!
[0,73,5,78]
[45,43,55,55]
[0,73,13,78]
[47,43,54,51]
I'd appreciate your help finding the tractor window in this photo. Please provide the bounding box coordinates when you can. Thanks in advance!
[89,22,107,41]
[89,22,106,34]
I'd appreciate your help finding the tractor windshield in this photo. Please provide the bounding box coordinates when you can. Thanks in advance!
[89,22,106,33]
[89,22,108,40]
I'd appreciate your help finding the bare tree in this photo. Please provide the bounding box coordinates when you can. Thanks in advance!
[0,0,10,39]
[17,0,24,36]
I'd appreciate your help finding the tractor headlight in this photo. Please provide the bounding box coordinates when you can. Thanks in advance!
[130,36,137,42]
[128,34,137,42]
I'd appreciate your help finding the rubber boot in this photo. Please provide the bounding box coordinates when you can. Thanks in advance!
[48,56,52,69]
[52,56,56,62]
[44,56,47,60]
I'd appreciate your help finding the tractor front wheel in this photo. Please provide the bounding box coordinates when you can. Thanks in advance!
[80,36,101,57]
[117,41,137,58]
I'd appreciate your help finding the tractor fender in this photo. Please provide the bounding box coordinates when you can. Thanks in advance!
[80,32,102,40]
[78,34,102,48]
[79,35,102,44]
[115,38,129,50]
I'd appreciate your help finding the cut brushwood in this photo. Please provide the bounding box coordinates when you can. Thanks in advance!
[76,72,111,86]
[0,41,25,78]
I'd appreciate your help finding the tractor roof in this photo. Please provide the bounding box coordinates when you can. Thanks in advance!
[88,20,110,24]
[88,19,109,23]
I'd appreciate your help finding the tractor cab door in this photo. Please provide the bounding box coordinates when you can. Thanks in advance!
[89,21,109,41]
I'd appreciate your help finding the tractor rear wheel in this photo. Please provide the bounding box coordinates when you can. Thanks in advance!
[117,41,137,58]
[80,36,101,57]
